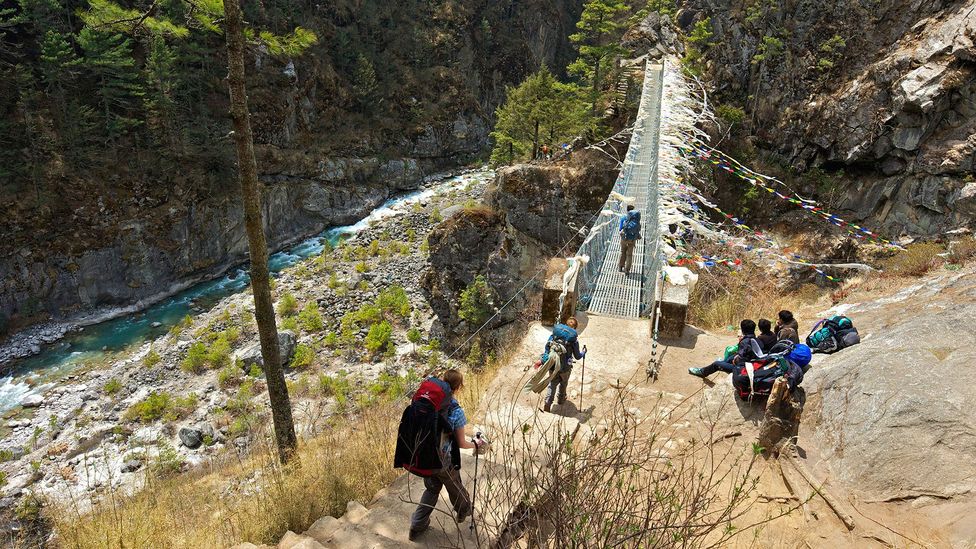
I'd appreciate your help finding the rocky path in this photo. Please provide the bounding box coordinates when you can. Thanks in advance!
[254,263,976,548]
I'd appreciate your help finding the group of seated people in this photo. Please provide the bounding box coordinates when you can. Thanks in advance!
[688,310,809,400]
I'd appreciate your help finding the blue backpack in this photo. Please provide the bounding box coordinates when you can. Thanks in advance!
[622,211,641,240]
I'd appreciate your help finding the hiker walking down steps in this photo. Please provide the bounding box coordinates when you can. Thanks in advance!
[394,370,487,541]
[618,205,641,273]
[527,317,585,412]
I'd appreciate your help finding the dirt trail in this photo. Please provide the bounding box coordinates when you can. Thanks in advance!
[255,270,971,547]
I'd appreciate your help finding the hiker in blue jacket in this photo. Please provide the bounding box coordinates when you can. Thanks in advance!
[618,206,641,273]
[542,317,585,412]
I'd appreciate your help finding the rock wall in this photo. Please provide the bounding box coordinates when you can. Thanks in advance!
[804,267,976,502]
[0,158,408,335]
[0,0,587,339]
[422,149,618,340]
[677,0,976,236]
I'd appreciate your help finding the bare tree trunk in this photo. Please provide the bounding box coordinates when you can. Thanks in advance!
[223,0,297,463]
[532,119,539,160]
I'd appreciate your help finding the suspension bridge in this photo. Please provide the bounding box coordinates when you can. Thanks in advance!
[575,62,668,320]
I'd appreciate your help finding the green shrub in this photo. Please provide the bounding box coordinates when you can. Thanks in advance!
[716,104,746,128]
[299,302,324,332]
[365,321,393,354]
[406,327,422,352]
[368,240,380,257]
[406,229,417,242]
[248,364,263,378]
[420,238,430,255]
[164,393,198,422]
[207,335,232,369]
[217,365,241,388]
[376,285,411,318]
[323,331,339,348]
[465,339,483,369]
[151,442,184,477]
[277,292,299,317]
[227,379,256,416]
[429,208,443,223]
[355,261,369,273]
[144,348,161,368]
[280,316,299,331]
[181,342,208,373]
[169,315,193,337]
[103,378,123,396]
[291,344,315,370]
[328,273,340,289]
[459,275,494,327]
[124,392,171,423]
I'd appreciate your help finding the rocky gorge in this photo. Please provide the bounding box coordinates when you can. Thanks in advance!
[0,0,588,345]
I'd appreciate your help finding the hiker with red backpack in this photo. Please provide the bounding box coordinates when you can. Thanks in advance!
[688,319,763,379]
[394,370,487,540]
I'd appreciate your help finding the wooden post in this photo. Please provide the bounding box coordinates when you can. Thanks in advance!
[757,376,802,455]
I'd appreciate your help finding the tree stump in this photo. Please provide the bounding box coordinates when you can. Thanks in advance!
[757,376,804,455]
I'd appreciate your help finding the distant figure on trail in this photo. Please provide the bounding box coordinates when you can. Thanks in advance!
[396,370,485,541]
[775,310,800,344]
[541,144,550,159]
[688,319,762,379]
[757,318,777,352]
[530,317,585,413]
[618,205,641,273]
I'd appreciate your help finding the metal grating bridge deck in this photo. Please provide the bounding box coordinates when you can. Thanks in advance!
[582,64,665,319]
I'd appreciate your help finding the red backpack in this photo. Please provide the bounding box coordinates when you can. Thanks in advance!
[393,378,458,477]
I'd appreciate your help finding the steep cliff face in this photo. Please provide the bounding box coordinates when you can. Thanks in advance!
[678,0,975,235]
[422,149,617,340]
[0,0,585,337]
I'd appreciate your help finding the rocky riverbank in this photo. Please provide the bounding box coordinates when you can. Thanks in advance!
[0,169,492,529]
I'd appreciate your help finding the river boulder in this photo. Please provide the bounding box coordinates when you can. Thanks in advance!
[233,330,296,372]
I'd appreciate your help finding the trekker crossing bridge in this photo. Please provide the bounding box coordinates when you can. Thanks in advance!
[577,63,665,319]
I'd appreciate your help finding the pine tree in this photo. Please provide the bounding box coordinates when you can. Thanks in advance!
[352,54,379,110]
[39,30,90,166]
[490,68,591,164]
[78,27,144,149]
[143,35,180,153]
[568,0,629,115]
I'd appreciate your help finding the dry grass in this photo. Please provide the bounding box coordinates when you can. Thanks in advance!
[688,264,819,331]
[879,242,946,277]
[51,403,401,548]
[45,331,517,549]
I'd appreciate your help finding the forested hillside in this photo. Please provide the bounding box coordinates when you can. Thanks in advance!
[0,0,584,334]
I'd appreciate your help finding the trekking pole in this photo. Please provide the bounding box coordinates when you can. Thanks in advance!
[470,432,483,533]
[578,345,587,410]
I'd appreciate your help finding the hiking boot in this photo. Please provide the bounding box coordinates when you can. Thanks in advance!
[409,525,428,541]
[542,402,552,413]
[688,367,708,378]
[456,507,470,523]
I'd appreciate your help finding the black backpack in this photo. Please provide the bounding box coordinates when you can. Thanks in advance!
[393,378,461,477]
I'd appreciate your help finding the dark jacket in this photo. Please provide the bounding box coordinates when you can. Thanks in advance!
[732,334,762,364]
[776,318,800,343]
[757,332,777,352]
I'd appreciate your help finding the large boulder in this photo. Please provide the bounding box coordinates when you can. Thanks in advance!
[487,148,617,251]
[234,330,296,371]
[421,208,546,339]
[803,267,976,501]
